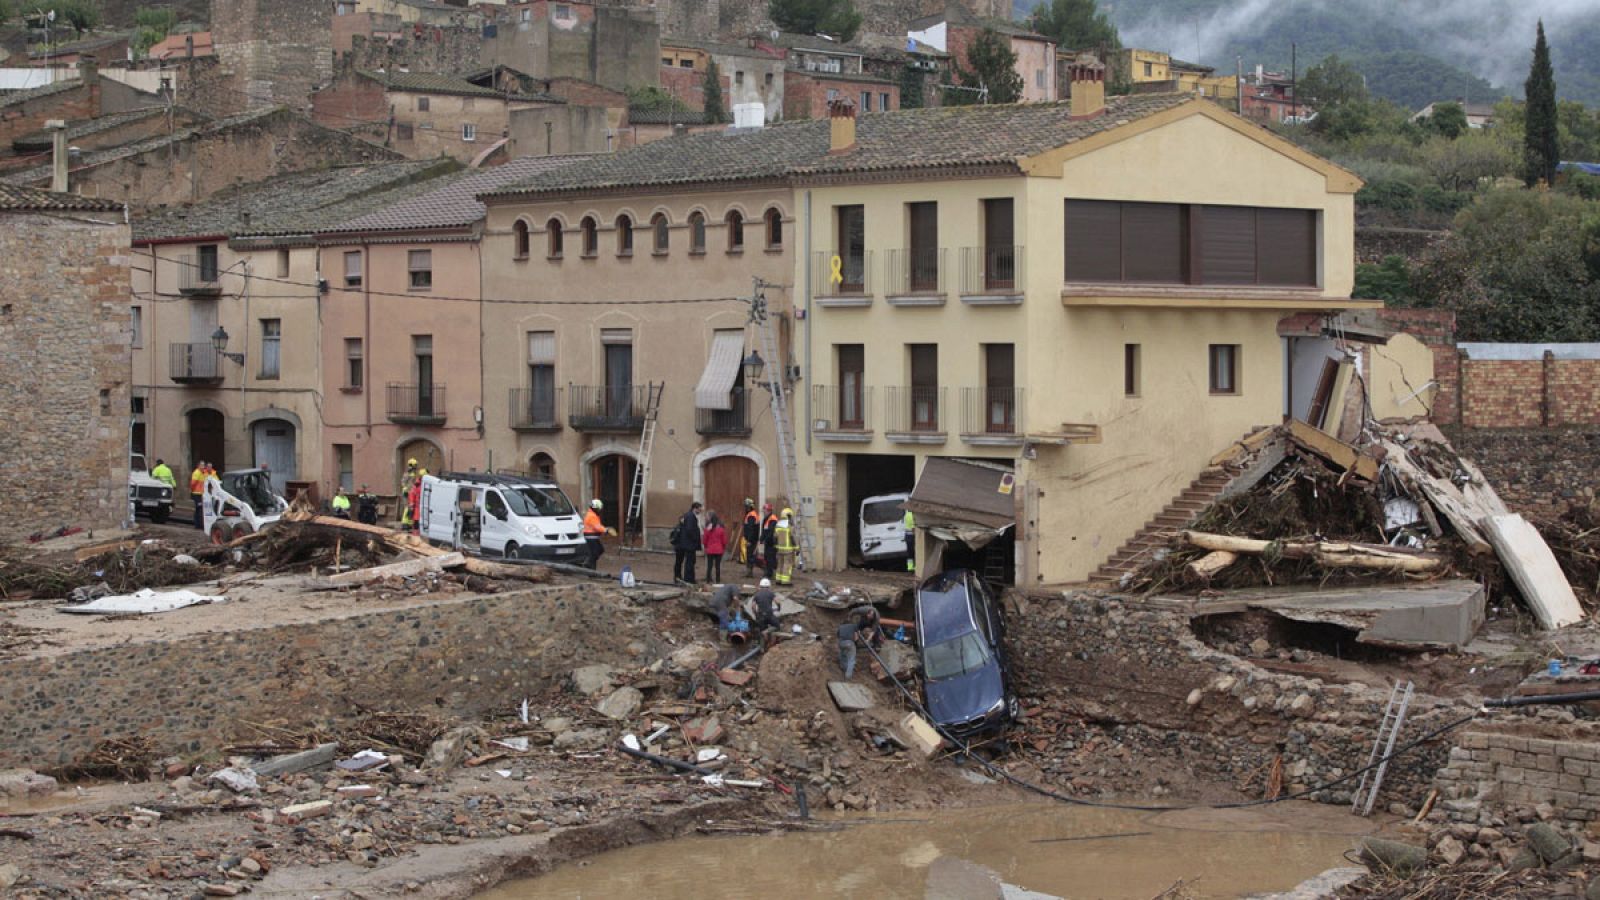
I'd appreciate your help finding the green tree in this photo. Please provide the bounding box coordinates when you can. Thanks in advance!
[1419,132,1515,191]
[898,64,924,110]
[766,0,861,42]
[132,6,176,57]
[950,27,1022,105]
[1524,20,1559,187]
[1029,0,1118,52]
[38,0,98,35]
[1299,54,1368,109]
[626,85,689,115]
[1557,100,1600,165]
[0,0,11,26]
[702,58,727,124]
[1354,255,1416,302]
[1425,101,1467,139]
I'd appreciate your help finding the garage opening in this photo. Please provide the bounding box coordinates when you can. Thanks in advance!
[844,453,916,567]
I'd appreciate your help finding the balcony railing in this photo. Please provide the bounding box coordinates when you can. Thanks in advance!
[960,386,1025,438]
[387,383,446,424]
[810,384,873,435]
[179,254,222,295]
[695,391,751,436]
[885,385,946,435]
[509,386,561,431]
[887,247,945,296]
[960,245,1025,298]
[569,383,649,431]
[812,250,872,298]
[168,342,222,383]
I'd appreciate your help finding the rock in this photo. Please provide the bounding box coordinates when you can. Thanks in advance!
[1249,638,1272,657]
[238,858,262,875]
[552,728,610,751]
[1528,822,1572,864]
[1287,694,1315,718]
[1551,851,1584,870]
[1476,828,1504,845]
[1186,689,1203,707]
[1435,835,1466,865]
[669,644,718,670]
[542,717,572,737]
[0,769,57,798]
[1587,878,1600,900]
[1507,848,1540,872]
[350,832,376,851]
[424,725,488,770]
[1583,840,1600,862]
[596,686,643,721]
[1359,838,1427,877]
[208,768,259,794]
[202,885,241,897]
[1449,823,1481,842]
[571,665,616,696]
[0,864,20,889]
[279,799,333,821]
[1536,802,1557,821]
[1213,675,1237,693]
[173,553,200,565]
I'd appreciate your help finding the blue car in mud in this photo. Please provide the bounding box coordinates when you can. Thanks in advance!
[914,569,1018,738]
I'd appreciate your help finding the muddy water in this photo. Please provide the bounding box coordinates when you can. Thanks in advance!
[482,801,1374,899]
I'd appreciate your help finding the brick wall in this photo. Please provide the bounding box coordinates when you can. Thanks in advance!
[0,584,665,767]
[342,27,485,75]
[0,210,131,544]
[659,65,730,112]
[784,71,899,119]
[1377,309,1459,425]
[1435,725,1600,823]
[0,82,99,147]
[1458,356,1600,429]
[540,77,628,108]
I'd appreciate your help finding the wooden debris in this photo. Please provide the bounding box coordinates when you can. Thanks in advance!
[1286,419,1379,481]
[73,540,138,562]
[324,552,465,587]
[460,557,551,582]
[1181,531,1443,572]
[1185,550,1238,581]
[1482,514,1583,629]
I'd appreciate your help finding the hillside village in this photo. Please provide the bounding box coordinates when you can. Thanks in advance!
[7,0,1600,897]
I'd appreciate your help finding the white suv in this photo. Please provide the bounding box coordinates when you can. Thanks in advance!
[128,454,174,524]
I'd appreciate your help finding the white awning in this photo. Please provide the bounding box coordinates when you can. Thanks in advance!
[694,330,746,411]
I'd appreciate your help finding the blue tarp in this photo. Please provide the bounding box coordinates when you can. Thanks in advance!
[1558,161,1600,176]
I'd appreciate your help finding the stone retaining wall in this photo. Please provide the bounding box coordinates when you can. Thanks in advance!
[0,584,666,768]
[1434,725,1600,823]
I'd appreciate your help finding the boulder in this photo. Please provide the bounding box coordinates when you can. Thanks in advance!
[423,725,487,770]
[1359,838,1426,877]
[1527,822,1572,864]
[552,728,610,751]
[670,643,718,671]
[571,665,616,696]
[596,686,643,721]
[0,769,57,798]
[1435,835,1466,866]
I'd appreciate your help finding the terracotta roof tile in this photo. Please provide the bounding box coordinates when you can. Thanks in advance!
[0,184,123,212]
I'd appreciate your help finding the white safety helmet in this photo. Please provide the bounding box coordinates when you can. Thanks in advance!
[759,578,772,588]
[590,499,604,510]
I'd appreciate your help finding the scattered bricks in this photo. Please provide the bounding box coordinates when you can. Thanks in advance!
[279,800,333,822]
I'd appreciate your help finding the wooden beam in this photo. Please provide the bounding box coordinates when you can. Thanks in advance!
[1181,531,1443,572]
[324,552,465,587]
[1286,419,1379,481]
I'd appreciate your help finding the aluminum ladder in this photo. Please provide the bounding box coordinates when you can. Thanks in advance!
[624,382,664,543]
[1351,680,1414,816]
[755,298,811,567]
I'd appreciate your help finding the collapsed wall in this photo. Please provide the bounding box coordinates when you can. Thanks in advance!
[0,584,668,768]
[1434,721,1600,824]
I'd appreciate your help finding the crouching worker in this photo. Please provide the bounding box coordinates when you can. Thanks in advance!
[709,582,738,632]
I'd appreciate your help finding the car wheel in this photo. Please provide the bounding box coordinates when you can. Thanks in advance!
[209,522,234,545]
[504,542,519,560]
[232,522,255,538]
[150,508,169,524]
[1006,695,1021,721]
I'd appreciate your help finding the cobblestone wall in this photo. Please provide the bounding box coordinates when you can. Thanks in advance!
[1434,724,1600,823]
[0,210,131,544]
[1446,428,1600,517]
[0,584,667,768]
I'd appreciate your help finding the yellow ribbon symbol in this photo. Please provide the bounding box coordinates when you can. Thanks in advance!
[829,254,844,287]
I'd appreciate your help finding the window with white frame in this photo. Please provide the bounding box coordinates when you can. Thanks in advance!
[260,318,281,380]
[130,306,143,348]
[345,338,363,389]
[408,249,432,289]
[462,122,477,142]
[344,250,362,287]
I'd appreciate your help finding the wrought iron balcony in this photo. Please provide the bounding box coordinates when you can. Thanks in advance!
[887,247,945,298]
[960,245,1025,301]
[387,383,446,425]
[168,342,223,384]
[960,386,1025,442]
[885,385,946,438]
[695,390,751,436]
[810,384,873,439]
[569,384,648,431]
[509,386,562,432]
[811,249,872,300]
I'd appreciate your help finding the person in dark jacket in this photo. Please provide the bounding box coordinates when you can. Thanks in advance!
[672,501,703,584]
[760,503,778,580]
[752,578,780,632]
[740,499,761,576]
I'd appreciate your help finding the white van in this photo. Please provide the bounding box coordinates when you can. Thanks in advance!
[420,472,586,562]
[860,492,911,563]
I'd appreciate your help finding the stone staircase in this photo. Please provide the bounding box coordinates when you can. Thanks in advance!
[1087,467,1234,586]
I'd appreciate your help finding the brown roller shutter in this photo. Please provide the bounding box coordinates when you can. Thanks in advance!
[1198,205,1257,284]
[1122,202,1186,283]
[1064,200,1122,282]
[1256,208,1317,286]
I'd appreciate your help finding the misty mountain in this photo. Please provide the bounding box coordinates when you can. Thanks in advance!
[1014,0,1600,108]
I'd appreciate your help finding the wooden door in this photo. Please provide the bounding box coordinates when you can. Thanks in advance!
[983,198,1015,290]
[188,408,225,471]
[703,456,758,525]
[590,454,637,533]
[1306,357,1342,429]
[908,201,938,291]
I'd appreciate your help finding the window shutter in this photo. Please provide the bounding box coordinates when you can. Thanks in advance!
[1064,200,1122,282]
[1122,202,1185,283]
[1256,208,1317,286]
[527,331,556,364]
[1198,206,1257,285]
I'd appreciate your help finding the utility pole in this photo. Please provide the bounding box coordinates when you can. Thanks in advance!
[1291,42,1298,121]
[1236,55,1242,116]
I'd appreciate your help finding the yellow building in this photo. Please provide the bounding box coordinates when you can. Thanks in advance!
[1118,47,1170,83]
[1113,48,1238,101]
[794,74,1370,585]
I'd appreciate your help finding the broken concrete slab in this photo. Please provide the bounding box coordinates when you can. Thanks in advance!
[596,686,643,721]
[251,742,338,778]
[1483,514,1583,630]
[1171,579,1487,648]
[828,681,876,712]
[896,712,944,758]
[570,664,616,696]
[278,799,332,822]
[207,767,259,794]
[682,715,723,744]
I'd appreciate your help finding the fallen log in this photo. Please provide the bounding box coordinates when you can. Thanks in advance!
[1181,531,1444,572]
[281,513,446,557]
[1185,550,1238,581]
[324,552,465,587]
[460,557,551,583]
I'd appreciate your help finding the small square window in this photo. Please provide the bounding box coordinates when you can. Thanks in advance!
[735,70,744,85]
[395,122,414,141]
[408,249,432,289]
[462,123,477,142]
[554,3,571,19]
[417,96,429,111]
[1209,344,1240,395]
[764,72,774,87]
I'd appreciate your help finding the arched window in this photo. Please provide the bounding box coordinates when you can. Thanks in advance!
[615,214,634,256]
[580,216,598,257]
[529,452,556,481]
[764,207,783,249]
[546,218,563,259]
[651,213,670,254]
[725,210,744,252]
[513,220,530,260]
[688,211,706,254]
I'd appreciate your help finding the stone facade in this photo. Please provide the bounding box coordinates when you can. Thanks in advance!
[211,0,335,112]
[0,584,668,767]
[486,2,659,94]
[339,20,487,72]
[1434,724,1600,824]
[0,208,132,544]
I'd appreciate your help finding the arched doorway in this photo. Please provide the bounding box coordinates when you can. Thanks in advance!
[251,418,297,496]
[188,408,225,471]
[702,455,758,524]
[397,438,444,493]
[588,453,637,535]
[529,452,556,481]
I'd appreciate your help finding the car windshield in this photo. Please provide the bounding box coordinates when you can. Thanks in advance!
[507,486,575,517]
[862,499,904,526]
[923,631,993,680]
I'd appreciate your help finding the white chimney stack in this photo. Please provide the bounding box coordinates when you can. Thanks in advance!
[45,119,68,193]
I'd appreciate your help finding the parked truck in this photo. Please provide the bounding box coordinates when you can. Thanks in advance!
[419,472,587,562]
[203,468,287,543]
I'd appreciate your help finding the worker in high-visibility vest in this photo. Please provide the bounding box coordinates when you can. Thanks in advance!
[583,499,607,570]
[774,507,797,586]
[903,508,916,573]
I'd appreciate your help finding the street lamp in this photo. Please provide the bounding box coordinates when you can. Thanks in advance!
[211,326,245,365]
[742,349,765,386]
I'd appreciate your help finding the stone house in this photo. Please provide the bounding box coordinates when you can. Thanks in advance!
[483,0,659,95]
[312,70,562,164]
[659,38,785,122]
[0,185,131,543]
[0,58,164,149]
[315,156,582,500]
[764,33,902,119]
[909,4,1057,103]
[129,160,456,502]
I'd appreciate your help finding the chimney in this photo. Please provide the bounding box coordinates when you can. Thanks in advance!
[828,98,856,154]
[45,119,68,193]
[1068,58,1106,119]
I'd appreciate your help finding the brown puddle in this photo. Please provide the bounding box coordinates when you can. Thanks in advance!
[480,800,1375,899]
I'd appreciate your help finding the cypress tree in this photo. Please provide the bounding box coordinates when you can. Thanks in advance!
[704,58,728,124]
[1523,20,1559,187]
